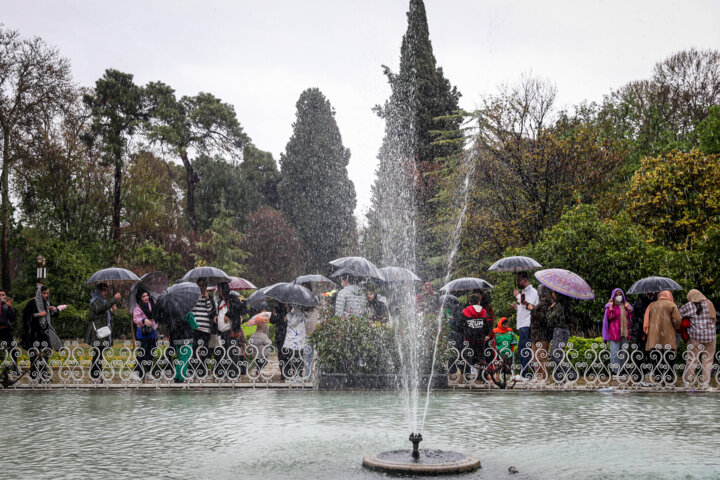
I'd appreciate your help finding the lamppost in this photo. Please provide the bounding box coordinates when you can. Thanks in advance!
[36,255,47,282]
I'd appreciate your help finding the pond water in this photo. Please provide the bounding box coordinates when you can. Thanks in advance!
[1,389,718,479]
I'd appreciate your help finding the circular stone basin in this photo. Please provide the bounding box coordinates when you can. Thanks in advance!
[363,449,481,475]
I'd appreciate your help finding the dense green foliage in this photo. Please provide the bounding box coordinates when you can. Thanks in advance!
[278,88,357,272]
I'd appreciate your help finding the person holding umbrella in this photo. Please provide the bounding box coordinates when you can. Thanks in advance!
[630,292,656,381]
[546,290,574,383]
[132,289,157,381]
[643,290,682,385]
[282,305,309,380]
[512,272,538,380]
[216,281,247,378]
[365,283,388,324]
[334,274,367,318]
[85,283,122,382]
[529,285,553,382]
[190,278,217,378]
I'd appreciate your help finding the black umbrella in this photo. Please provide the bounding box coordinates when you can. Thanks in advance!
[329,256,385,280]
[378,266,421,283]
[626,276,683,295]
[487,256,542,272]
[263,282,318,307]
[129,272,169,314]
[440,277,494,292]
[439,294,459,307]
[155,282,201,321]
[330,268,352,278]
[86,267,140,285]
[295,274,336,287]
[179,266,231,286]
[247,284,281,305]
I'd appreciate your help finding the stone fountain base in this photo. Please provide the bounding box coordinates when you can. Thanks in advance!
[362,450,481,475]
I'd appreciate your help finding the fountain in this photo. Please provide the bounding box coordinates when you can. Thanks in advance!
[359,68,480,472]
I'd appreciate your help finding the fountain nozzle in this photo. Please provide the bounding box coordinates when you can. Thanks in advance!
[409,433,423,459]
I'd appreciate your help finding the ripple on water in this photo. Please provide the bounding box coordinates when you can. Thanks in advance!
[1,390,719,480]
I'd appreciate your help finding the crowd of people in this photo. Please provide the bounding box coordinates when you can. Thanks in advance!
[438,272,718,388]
[0,271,718,388]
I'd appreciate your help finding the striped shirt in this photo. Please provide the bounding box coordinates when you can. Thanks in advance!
[679,300,716,343]
[192,296,216,334]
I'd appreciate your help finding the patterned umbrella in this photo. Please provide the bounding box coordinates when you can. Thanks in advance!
[534,269,595,300]
[488,256,542,272]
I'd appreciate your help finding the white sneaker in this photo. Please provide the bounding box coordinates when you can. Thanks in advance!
[131,372,143,382]
[511,375,526,382]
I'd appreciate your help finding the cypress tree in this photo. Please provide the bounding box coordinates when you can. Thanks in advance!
[278,88,357,272]
[367,0,462,277]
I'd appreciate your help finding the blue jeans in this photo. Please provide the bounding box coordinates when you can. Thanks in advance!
[304,345,314,380]
[518,327,531,377]
[609,339,629,374]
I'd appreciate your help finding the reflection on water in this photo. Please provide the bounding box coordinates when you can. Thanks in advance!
[1,390,719,479]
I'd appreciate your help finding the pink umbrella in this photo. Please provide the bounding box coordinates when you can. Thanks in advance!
[534,269,595,300]
[207,277,258,292]
[247,312,271,326]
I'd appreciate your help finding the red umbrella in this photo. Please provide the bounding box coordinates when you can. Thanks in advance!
[207,276,257,292]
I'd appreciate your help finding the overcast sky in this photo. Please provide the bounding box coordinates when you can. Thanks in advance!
[4,0,720,218]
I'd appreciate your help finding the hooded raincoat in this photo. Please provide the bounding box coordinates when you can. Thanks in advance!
[643,290,682,351]
[602,288,632,342]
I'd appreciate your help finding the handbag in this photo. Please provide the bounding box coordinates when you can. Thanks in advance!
[94,322,111,339]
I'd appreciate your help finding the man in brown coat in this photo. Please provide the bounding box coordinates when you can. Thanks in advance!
[643,290,682,350]
[643,290,682,384]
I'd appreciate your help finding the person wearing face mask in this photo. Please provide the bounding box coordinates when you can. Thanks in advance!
[602,288,633,376]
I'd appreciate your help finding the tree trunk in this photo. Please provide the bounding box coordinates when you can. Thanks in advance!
[181,152,197,233]
[112,160,122,241]
[1,131,11,290]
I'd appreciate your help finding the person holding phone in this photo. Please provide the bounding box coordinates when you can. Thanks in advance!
[511,272,538,380]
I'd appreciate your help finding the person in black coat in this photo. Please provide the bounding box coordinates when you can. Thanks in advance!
[365,285,388,324]
[217,282,248,377]
[270,300,289,370]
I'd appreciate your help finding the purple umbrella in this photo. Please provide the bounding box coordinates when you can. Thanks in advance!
[534,269,595,300]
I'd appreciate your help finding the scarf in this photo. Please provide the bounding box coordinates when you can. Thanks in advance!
[602,288,631,340]
[643,290,673,333]
[687,289,716,321]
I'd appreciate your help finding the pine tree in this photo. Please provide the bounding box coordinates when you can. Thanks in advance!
[278,88,357,272]
[367,0,462,278]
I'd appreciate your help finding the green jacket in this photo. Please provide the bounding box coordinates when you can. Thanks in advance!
[85,296,121,345]
[494,330,519,358]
